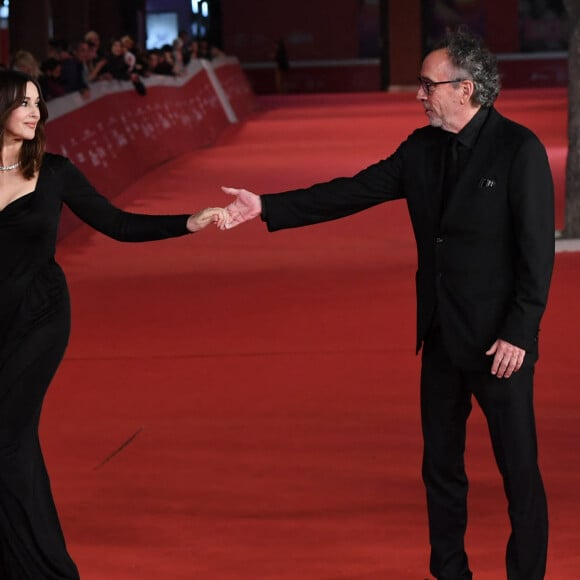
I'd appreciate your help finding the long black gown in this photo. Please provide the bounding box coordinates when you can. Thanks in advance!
[0,153,192,579]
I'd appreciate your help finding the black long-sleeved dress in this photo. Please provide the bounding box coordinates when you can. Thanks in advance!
[0,153,191,579]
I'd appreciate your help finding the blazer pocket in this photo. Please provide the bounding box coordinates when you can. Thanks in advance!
[478,176,497,189]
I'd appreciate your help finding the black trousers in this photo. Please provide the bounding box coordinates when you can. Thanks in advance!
[420,325,548,580]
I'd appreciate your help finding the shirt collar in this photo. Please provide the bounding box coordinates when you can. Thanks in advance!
[455,107,489,148]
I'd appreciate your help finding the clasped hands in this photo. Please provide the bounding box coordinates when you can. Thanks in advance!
[187,186,261,232]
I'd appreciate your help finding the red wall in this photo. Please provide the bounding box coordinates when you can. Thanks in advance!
[220,0,565,93]
[388,0,422,86]
[0,29,8,67]
[485,2,520,54]
[221,0,360,62]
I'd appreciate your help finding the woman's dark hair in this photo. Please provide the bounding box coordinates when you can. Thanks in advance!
[434,29,500,108]
[0,69,48,178]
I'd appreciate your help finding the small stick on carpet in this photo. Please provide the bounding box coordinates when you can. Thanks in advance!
[93,426,145,470]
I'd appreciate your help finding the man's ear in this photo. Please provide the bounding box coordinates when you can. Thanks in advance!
[462,79,475,102]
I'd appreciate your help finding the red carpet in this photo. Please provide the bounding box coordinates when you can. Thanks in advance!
[44,89,577,579]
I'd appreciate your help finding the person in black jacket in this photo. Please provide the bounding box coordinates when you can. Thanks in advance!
[218,29,554,580]
[59,41,90,98]
[101,39,146,95]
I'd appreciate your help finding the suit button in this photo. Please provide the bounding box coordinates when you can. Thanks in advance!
[435,236,444,244]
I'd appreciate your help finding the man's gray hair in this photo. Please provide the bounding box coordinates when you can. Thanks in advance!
[434,29,501,108]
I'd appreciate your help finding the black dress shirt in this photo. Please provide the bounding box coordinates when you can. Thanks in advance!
[442,107,490,212]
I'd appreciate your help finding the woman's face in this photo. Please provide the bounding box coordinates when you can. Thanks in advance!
[3,81,41,143]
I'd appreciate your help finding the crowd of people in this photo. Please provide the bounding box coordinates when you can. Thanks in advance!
[5,29,225,101]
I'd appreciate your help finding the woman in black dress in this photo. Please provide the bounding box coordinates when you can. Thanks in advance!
[0,70,224,579]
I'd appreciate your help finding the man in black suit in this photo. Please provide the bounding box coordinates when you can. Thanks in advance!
[219,30,554,580]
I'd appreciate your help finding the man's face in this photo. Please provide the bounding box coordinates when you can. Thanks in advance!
[417,48,466,132]
[75,43,90,62]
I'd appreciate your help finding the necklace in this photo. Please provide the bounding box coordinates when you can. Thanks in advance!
[0,161,20,171]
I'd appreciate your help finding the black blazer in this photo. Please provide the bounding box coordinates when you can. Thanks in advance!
[261,107,555,371]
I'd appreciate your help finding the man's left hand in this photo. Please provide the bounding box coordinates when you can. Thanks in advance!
[486,339,526,379]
